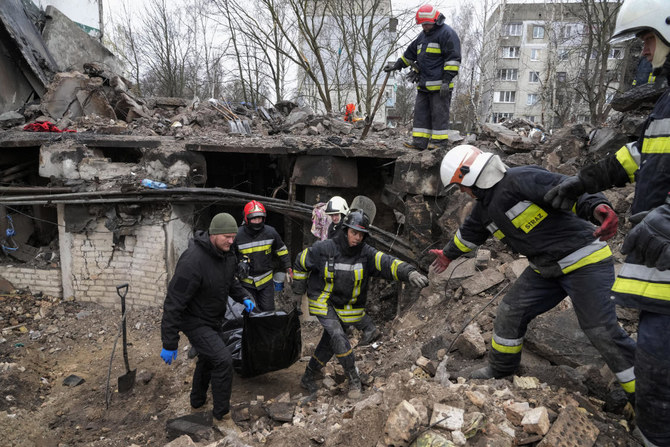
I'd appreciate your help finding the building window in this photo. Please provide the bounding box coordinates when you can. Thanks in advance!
[495,91,516,103]
[527,93,539,105]
[529,71,540,83]
[497,68,518,81]
[557,72,567,83]
[503,22,522,36]
[492,112,514,123]
[609,47,623,59]
[533,26,545,39]
[531,49,540,61]
[502,46,520,58]
[560,24,574,39]
[558,49,569,61]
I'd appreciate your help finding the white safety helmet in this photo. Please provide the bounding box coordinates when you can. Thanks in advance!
[610,0,670,46]
[325,196,349,215]
[440,145,506,189]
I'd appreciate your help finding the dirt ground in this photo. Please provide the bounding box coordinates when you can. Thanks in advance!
[0,276,641,447]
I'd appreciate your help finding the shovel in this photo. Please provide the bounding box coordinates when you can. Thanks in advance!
[116,283,136,393]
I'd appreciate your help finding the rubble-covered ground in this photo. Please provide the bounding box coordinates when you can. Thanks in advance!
[0,236,643,447]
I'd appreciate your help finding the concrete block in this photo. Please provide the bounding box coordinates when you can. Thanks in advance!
[430,403,464,431]
[537,405,598,447]
[462,268,505,295]
[503,400,530,425]
[521,407,550,435]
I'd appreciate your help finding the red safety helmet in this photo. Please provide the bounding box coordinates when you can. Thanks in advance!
[243,200,266,224]
[416,5,444,25]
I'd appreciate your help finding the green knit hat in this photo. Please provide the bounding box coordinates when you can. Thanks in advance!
[209,213,238,235]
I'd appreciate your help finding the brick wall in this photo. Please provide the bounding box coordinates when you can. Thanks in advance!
[67,220,169,308]
[1,266,62,298]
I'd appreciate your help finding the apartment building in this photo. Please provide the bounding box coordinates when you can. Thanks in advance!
[480,1,626,128]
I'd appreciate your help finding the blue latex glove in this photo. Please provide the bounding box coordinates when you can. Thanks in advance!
[160,348,177,365]
[243,299,255,313]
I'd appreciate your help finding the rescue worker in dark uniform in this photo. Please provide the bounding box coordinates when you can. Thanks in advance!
[293,210,429,398]
[543,2,670,443]
[384,4,461,150]
[235,200,292,311]
[431,145,636,402]
[160,213,255,424]
[325,196,349,240]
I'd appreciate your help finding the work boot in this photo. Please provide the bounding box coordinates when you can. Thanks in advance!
[469,365,506,380]
[359,328,382,346]
[213,412,240,435]
[403,141,426,150]
[300,367,319,395]
[346,370,363,399]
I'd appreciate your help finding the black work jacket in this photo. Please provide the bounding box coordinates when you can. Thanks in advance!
[402,23,461,91]
[234,224,291,289]
[293,232,415,323]
[161,231,250,350]
[443,166,611,278]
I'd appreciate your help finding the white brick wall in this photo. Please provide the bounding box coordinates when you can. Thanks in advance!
[67,220,169,308]
[1,266,62,298]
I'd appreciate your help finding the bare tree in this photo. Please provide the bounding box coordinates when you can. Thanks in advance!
[104,2,143,95]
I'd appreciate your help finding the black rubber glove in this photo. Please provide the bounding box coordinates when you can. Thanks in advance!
[407,70,420,83]
[237,256,250,279]
[384,58,405,72]
[544,176,586,211]
[621,201,670,271]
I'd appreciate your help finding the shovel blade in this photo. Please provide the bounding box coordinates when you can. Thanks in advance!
[118,369,136,393]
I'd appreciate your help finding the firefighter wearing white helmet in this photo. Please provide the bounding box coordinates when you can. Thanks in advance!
[325,196,349,239]
[432,146,636,404]
[543,1,670,444]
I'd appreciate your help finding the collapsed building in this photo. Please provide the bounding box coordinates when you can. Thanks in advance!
[0,0,664,317]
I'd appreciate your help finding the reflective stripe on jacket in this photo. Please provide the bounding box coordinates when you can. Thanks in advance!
[402,23,461,92]
[235,224,290,289]
[293,238,414,323]
[443,166,612,278]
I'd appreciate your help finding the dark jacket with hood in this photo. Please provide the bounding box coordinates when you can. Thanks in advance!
[161,231,251,350]
[292,230,415,324]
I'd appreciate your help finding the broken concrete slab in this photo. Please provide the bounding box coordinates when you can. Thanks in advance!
[587,127,629,156]
[392,148,445,196]
[165,413,213,443]
[461,268,505,295]
[430,403,464,431]
[42,6,123,75]
[264,401,294,423]
[536,405,598,447]
[482,123,534,151]
[383,400,422,446]
[0,111,25,129]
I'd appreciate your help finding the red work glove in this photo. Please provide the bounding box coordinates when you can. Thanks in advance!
[286,268,293,285]
[593,204,618,241]
[429,249,452,273]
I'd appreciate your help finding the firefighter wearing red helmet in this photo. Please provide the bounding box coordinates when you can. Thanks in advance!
[384,4,461,150]
[235,200,292,311]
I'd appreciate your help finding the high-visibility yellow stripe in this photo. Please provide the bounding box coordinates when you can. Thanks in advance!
[293,271,308,280]
[444,65,459,71]
[239,244,272,254]
[391,259,403,280]
[276,248,288,256]
[454,233,473,253]
[401,56,410,66]
[612,277,670,300]
[492,339,523,354]
[413,130,432,138]
[615,146,639,183]
[511,203,547,233]
[426,47,441,53]
[312,355,326,367]
[620,379,635,394]
[352,268,362,299]
[432,133,449,140]
[298,249,308,269]
[561,245,612,274]
[493,230,504,239]
[375,252,383,271]
[642,136,670,154]
[335,348,353,358]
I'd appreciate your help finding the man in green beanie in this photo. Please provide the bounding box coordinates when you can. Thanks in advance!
[160,212,255,427]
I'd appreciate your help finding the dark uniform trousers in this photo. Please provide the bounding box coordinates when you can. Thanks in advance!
[243,283,275,312]
[490,261,636,385]
[307,306,356,373]
[636,312,670,446]
[412,90,451,150]
[184,325,234,419]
